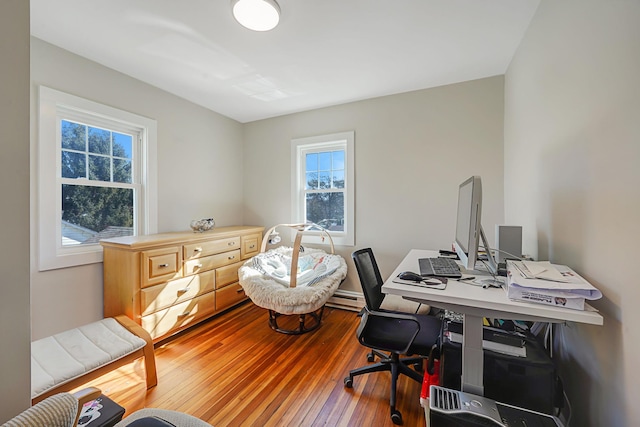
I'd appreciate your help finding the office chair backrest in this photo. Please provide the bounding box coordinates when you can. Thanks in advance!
[352,248,386,310]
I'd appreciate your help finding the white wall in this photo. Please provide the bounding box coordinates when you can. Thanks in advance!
[0,1,31,421]
[504,1,640,425]
[243,77,505,291]
[30,38,245,339]
[26,38,503,388]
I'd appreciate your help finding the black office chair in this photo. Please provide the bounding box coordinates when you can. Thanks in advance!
[344,248,442,425]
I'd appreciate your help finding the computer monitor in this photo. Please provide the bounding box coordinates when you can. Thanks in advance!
[453,176,498,276]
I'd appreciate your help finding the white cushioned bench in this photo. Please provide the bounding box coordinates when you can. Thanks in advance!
[31,315,157,404]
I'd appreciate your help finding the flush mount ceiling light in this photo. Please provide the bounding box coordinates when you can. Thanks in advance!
[232,0,281,32]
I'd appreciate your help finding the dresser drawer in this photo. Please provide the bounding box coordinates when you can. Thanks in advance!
[184,249,241,275]
[241,233,261,259]
[142,292,215,340]
[140,270,215,316]
[216,282,246,311]
[183,237,241,260]
[141,246,182,287]
[215,261,243,289]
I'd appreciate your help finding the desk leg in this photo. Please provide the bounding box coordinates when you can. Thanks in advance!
[461,314,484,396]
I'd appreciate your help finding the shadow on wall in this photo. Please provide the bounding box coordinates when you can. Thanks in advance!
[540,132,623,427]
[554,318,624,426]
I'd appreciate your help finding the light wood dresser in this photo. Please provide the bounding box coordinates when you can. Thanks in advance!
[101,225,263,341]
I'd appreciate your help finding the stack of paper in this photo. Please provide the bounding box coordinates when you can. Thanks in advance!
[506,261,602,310]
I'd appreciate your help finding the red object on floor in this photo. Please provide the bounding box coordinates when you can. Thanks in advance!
[420,359,440,405]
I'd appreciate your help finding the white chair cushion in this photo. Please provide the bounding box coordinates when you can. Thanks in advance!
[250,247,343,288]
[31,318,146,399]
[239,247,348,315]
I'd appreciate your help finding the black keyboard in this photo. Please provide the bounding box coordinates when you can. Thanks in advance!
[419,257,462,278]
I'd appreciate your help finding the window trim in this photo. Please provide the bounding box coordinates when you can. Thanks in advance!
[291,131,355,246]
[37,86,157,271]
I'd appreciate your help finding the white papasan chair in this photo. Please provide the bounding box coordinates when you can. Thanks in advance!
[238,223,348,334]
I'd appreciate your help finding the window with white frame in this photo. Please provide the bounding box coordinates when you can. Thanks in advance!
[38,86,157,271]
[291,131,354,246]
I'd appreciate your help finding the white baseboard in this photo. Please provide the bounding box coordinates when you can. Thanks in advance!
[326,289,365,312]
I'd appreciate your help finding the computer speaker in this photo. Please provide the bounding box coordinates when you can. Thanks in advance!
[495,225,522,263]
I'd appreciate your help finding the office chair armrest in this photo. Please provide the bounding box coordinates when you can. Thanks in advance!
[357,308,421,355]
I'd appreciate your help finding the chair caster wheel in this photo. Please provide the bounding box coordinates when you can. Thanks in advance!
[344,377,353,388]
[367,353,375,362]
[391,410,403,425]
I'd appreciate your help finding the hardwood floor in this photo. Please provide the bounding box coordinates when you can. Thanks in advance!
[78,302,427,426]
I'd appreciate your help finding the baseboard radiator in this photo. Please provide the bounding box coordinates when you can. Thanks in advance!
[326,289,365,312]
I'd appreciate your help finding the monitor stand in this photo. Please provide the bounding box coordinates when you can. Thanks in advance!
[475,226,503,288]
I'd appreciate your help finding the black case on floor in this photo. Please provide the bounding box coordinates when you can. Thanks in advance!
[77,394,125,427]
[440,321,560,415]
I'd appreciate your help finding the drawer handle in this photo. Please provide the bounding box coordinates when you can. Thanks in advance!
[159,263,169,268]
[178,310,191,317]
[177,288,189,294]
[228,242,236,246]
[249,244,255,249]
[237,289,244,294]
[194,247,203,252]
[228,255,235,260]
[195,263,203,269]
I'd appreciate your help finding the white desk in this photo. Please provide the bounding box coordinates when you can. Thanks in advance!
[382,249,604,396]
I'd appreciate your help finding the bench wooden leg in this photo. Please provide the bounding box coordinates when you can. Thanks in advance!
[115,315,158,389]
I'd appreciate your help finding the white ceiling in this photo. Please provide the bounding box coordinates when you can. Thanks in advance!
[30,0,540,123]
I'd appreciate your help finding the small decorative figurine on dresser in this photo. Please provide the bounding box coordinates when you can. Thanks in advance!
[190,218,215,233]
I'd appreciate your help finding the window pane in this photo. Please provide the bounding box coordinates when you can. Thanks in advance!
[305,153,317,172]
[332,150,344,170]
[318,171,331,189]
[61,120,86,151]
[305,192,344,231]
[292,131,353,246]
[306,172,318,190]
[61,184,134,246]
[318,152,331,171]
[62,122,136,184]
[88,127,110,155]
[113,158,132,183]
[88,155,111,181]
[61,151,86,179]
[332,170,345,189]
[113,132,132,159]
